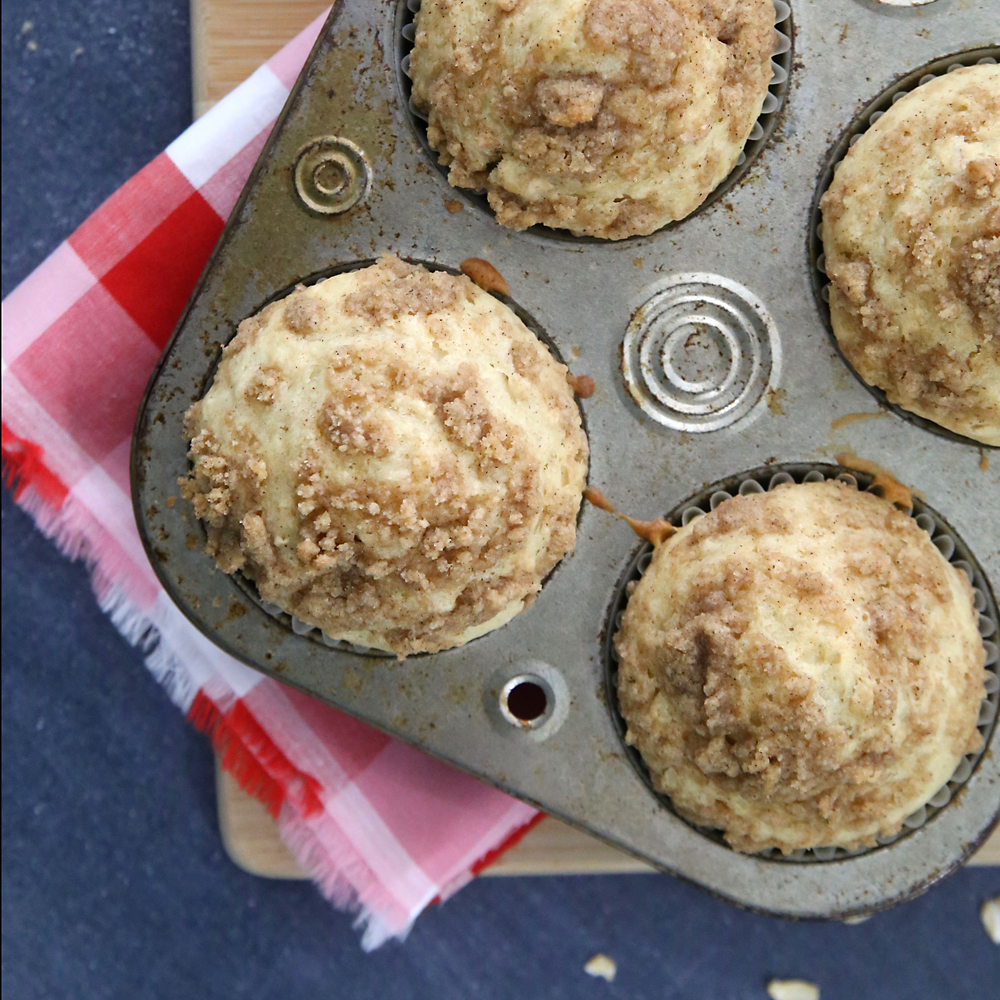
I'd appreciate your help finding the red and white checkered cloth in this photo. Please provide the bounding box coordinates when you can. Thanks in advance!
[1,11,540,949]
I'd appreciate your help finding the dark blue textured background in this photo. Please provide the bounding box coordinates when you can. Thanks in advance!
[2,3,999,997]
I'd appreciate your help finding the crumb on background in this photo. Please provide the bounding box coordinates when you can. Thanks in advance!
[767,980,820,1000]
[982,897,1000,945]
[584,953,616,982]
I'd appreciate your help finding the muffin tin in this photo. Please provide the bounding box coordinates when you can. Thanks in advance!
[132,0,1000,918]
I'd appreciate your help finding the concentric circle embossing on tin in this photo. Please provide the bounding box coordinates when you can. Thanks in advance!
[293,137,371,215]
[808,46,999,448]
[394,0,794,242]
[602,463,1000,863]
[622,275,780,432]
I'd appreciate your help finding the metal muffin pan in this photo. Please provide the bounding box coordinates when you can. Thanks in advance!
[132,0,1000,918]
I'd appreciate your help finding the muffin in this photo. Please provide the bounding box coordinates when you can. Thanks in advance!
[409,0,777,238]
[820,66,1000,445]
[180,256,588,656]
[614,480,987,853]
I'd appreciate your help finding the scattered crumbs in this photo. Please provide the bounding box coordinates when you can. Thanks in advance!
[766,388,786,416]
[916,28,931,40]
[982,896,1000,945]
[227,602,247,622]
[571,346,582,359]
[20,20,33,34]
[584,954,617,982]
[980,449,990,472]
[829,410,887,431]
[632,257,643,269]
[767,980,820,1000]
[444,199,463,214]
[840,913,871,925]
[838,23,848,44]
[343,668,362,695]
[165,495,177,508]
[186,534,199,550]
[212,597,221,608]
[26,39,38,52]
[72,45,85,60]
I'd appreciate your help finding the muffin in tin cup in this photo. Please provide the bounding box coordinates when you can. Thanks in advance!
[401,0,792,239]
[812,52,1000,446]
[180,256,589,657]
[605,465,999,859]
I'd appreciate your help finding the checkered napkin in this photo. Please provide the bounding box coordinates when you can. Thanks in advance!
[1,12,540,949]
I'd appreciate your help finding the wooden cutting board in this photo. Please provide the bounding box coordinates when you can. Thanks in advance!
[191,0,331,118]
[196,0,999,878]
[216,757,1000,879]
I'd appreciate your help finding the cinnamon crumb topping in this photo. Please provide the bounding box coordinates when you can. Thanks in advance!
[180,256,588,656]
[615,481,986,853]
[410,0,776,238]
[821,66,1000,444]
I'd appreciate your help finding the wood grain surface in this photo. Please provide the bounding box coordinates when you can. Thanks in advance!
[197,0,1000,879]
[217,758,1000,879]
[191,0,329,118]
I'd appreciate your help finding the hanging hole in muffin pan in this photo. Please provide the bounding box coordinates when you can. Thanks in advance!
[807,46,1000,450]
[602,462,1000,863]
[395,0,794,243]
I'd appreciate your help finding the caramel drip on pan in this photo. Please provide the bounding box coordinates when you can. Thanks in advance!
[583,487,677,547]
[583,486,615,512]
[830,411,887,430]
[835,452,913,509]
[566,373,596,398]
[460,258,510,297]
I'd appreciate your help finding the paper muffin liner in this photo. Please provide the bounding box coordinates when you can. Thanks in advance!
[396,0,793,241]
[603,462,1000,862]
[808,47,1000,449]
